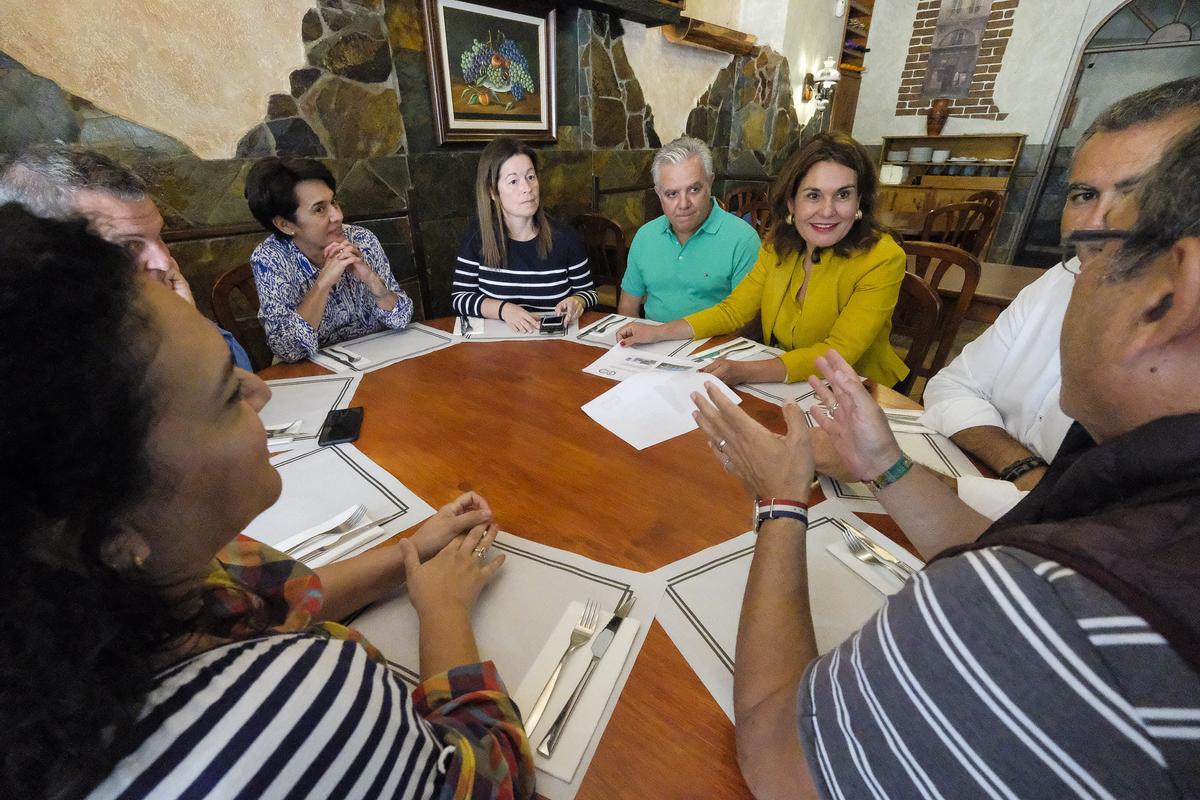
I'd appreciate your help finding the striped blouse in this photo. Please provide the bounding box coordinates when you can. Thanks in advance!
[799,546,1200,798]
[86,635,534,800]
[452,219,597,317]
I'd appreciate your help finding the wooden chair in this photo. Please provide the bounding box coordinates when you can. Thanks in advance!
[721,187,765,217]
[900,240,981,389]
[891,270,942,397]
[920,200,996,258]
[572,212,628,311]
[211,263,272,371]
[743,199,773,236]
[966,190,1003,218]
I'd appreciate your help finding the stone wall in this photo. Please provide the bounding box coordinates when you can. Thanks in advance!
[0,2,808,320]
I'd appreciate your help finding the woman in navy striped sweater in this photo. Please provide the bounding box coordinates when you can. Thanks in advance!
[0,206,534,800]
[452,137,596,333]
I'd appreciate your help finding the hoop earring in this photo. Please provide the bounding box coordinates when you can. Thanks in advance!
[786,213,794,225]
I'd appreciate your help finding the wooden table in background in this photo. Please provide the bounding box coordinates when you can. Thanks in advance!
[262,313,919,800]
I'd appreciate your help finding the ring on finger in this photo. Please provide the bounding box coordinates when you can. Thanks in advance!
[717,439,728,453]
[472,545,488,559]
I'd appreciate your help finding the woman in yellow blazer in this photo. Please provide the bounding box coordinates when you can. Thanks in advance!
[616,132,907,387]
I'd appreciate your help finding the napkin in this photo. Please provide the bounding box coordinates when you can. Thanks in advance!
[512,601,641,783]
[824,527,923,596]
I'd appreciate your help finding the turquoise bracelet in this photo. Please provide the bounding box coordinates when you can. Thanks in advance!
[868,453,914,492]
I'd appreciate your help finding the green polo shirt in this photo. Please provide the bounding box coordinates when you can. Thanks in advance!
[620,199,761,321]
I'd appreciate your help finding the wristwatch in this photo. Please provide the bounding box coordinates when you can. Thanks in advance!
[753,497,809,532]
[867,453,913,492]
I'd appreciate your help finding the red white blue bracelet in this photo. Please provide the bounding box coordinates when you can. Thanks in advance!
[753,498,809,531]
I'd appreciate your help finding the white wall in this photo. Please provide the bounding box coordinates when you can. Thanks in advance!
[853,0,1128,145]
[777,1,850,128]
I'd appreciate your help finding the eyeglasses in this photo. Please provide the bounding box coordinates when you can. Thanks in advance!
[1060,228,1133,274]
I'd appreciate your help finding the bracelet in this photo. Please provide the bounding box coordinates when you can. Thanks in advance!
[753,498,809,532]
[497,301,510,320]
[867,453,913,492]
[1000,455,1047,482]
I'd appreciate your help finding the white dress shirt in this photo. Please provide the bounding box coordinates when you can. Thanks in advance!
[920,259,1078,518]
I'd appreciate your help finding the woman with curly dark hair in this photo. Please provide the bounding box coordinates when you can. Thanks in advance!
[0,205,534,799]
[616,132,908,388]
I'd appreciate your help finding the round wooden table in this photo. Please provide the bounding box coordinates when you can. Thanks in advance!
[262,313,918,799]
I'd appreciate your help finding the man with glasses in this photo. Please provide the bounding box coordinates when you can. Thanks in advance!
[913,76,1200,521]
[696,121,1200,800]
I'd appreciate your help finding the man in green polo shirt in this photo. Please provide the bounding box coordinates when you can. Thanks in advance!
[618,137,760,321]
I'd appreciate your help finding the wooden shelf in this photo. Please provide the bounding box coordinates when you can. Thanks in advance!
[573,0,684,28]
[664,17,757,55]
[849,0,873,13]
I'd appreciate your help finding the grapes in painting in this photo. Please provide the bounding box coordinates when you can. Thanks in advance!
[458,31,536,108]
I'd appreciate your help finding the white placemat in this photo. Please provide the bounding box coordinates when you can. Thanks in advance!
[689,339,825,409]
[454,315,581,341]
[652,498,909,720]
[345,532,665,800]
[244,443,435,566]
[817,410,980,514]
[259,373,363,451]
[572,313,706,357]
[309,323,456,373]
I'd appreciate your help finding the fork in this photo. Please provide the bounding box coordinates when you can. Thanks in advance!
[693,341,757,362]
[327,346,362,363]
[459,316,474,339]
[838,524,911,582]
[297,517,380,563]
[523,599,599,733]
[282,504,367,556]
[589,316,625,336]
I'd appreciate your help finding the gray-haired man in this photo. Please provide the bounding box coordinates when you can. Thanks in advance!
[0,144,267,406]
[617,136,760,321]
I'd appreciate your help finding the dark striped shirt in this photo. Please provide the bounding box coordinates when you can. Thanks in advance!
[86,634,531,799]
[452,219,597,316]
[800,546,1200,799]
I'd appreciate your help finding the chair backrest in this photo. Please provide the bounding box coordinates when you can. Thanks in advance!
[743,199,773,236]
[211,263,272,371]
[920,200,996,257]
[722,187,766,218]
[891,270,942,397]
[572,212,628,289]
[966,190,1003,218]
[901,240,981,387]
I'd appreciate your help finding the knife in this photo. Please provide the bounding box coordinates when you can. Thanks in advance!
[577,312,617,338]
[536,594,635,757]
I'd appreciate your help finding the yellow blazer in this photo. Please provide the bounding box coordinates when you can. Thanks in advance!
[684,235,908,385]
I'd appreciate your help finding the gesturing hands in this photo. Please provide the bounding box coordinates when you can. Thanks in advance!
[808,349,903,482]
[691,381,814,502]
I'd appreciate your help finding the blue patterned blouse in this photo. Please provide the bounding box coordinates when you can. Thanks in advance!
[250,224,413,362]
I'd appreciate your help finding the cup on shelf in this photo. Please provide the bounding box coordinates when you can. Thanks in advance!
[909,146,933,163]
[932,149,950,163]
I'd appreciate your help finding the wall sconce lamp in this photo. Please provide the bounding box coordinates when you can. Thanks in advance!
[813,57,841,111]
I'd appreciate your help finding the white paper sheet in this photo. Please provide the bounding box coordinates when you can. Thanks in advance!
[454,314,581,341]
[581,371,741,450]
[243,443,435,566]
[309,323,456,373]
[581,345,700,382]
[816,409,980,514]
[345,532,665,800]
[689,339,826,409]
[259,373,363,451]
[572,313,706,357]
[652,499,910,720]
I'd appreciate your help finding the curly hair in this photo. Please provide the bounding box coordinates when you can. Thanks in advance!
[0,204,185,798]
[764,132,886,262]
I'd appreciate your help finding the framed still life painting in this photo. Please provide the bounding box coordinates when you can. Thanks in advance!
[422,0,557,144]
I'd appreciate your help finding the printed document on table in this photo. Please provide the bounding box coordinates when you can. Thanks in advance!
[581,345,700,382]
[582,371,741,450]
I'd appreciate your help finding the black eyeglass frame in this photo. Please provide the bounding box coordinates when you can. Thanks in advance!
[1060,228,1134,273]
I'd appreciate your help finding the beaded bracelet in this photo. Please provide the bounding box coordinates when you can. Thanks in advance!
[1000,455,1047,482]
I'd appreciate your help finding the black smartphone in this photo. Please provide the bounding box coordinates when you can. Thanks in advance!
[539,314,567,335]
[317,406,364,446]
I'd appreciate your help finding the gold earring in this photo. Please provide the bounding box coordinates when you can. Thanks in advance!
[855,209,863,220]
[132,553,146,570]
[786,213,794,225]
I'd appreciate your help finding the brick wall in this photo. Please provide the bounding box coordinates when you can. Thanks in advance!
[895,0,1018,122]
